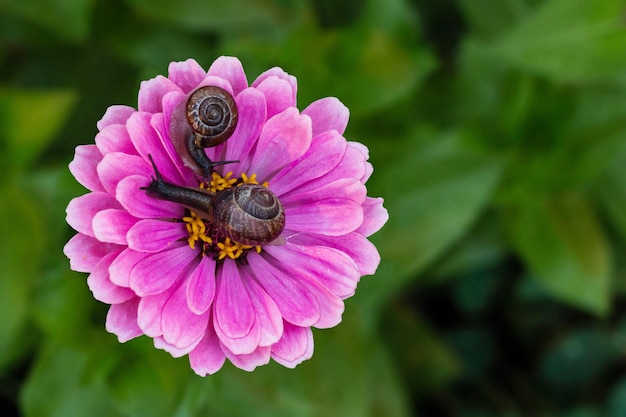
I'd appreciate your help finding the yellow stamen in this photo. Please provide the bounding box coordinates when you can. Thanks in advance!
[183,211,211,249]
[209,171,237,192]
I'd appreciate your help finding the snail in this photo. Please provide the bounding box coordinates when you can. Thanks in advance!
[143,156,285,246]
[170,85,239,178]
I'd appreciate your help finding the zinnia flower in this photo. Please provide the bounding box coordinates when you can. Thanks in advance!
[64,56,388,375]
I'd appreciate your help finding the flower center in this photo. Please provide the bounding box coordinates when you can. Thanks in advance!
[182,171,268,260]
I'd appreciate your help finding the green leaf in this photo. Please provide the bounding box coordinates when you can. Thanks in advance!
[508,193,611,315]
[0,89,77,172]
[0,0,93,42]
[358,128,504,310]
[487,0,626,83]
[458,0,531,38]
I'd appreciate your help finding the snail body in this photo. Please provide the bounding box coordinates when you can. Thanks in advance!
[143,157,285,247]
[170,85,239,178]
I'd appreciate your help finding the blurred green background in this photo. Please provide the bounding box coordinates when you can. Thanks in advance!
[2,0,626,415]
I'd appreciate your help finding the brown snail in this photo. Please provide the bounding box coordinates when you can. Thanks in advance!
[170,86,239,178]
[143,156,285,246]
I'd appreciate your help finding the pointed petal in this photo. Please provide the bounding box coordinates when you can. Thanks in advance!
[207,56,248,96]
[105,297,142,342]
[271,324,313,368]
[126,219,187,253]
[186,256,217,315]
[88,250,135,304]
[129,243,197,296]
[357,197,388,237]
[168,59,207,93]
[302,97,350,136]
[69,145,104,192]
[64,233,121,273]
[248,108,312,180]
[189,320,226,376]
[162,282,210,349]
[284,199,363,236]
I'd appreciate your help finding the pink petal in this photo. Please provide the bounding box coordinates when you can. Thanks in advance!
[109,248,146,288]
[252,67,297,106]
[270,130,347,196]
[289,232,380,277]
[138,75,182,113]
[97,152,152,195]
[280,178,366,207]
[95,124,136,155]
[69,145,104,192]
[126,219,187,253]
[162,281,210,349]
[284,199,363,236]
[248,108,312,180]
[105,297,142,342]
[302,97,350,136]
[154,336,199,357]
[271,324,313,368]
[126,112,183,184]
[254,75,294,119]
[97,105,136,131]
[265,243,360,299]
[207,56,248,96]
[357,197,388,237]
[168,59,207,93]
[362,162,373,184]
[189,320,226,376]
[137,284,178,337]
[115,175,183,219]
[213,261,259,354]
[66,192,122,237]
[129,243,198,296]
[186,256,217,315]
[92,209,139,245]
[87,251,135,304]
[247,252,320,327]
[222,344,271,372]
[64,233,121,273]
[219,88,266,174]
[243,274,283,347]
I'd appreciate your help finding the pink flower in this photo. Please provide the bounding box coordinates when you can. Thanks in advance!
[64,56,388,375]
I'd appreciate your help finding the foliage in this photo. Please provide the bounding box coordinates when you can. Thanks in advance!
[1,0,626,415]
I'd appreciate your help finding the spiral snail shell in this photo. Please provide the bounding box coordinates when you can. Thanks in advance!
[143,156,285,247]
[170,86,239,177]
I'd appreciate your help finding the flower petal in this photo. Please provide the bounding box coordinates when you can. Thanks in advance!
[243,274,283,347]
[248,108,312,180]
[162,282,210,349]
[116,175,183,219]
[207,56,248,96]
[252,67,297,106]
[108,248,145,287]
[97,152,152,195]
[69,145,104,192]
[186,256,217,315]
[271,323,313,368]
[64,233,121,273]
[285,199,363,236]
[168,58,207,93]
[302,97,349,136]
[129,243,197,296]
[222,344,271,372]
[189,320,226,376]
[247,252,320,327]
[138,75,182,113]
[213,261,259,354]
[270,130,347,196]
[66,192,122,237]
[97,105,136,131]
[254,75,294,119]
[126,219,186,253]
[95,123,137,156]
[137,284,178,337]
[357,197,388,237]
[105,297,142,342]
[88,251,135,304]
[154,336,199,357]
[92,209,139,245]
[281,178,366,207]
